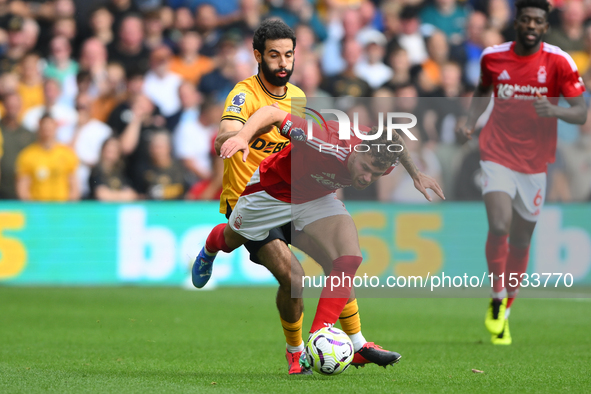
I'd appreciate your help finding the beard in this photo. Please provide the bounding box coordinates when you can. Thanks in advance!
[519,30,543,50]
[260,57,293,87]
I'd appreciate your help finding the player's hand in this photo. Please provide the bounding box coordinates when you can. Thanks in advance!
[455,117,475,142]
[220,136,250,161]
[533,92,555,118]
[413,172,445,202]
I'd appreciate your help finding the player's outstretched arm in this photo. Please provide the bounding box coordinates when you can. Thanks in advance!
[220,105,288,161]
[533,94,587,125]
[396,137,445,202]
[456,84,493,140]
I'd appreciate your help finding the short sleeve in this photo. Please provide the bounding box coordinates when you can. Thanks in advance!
[478,52,493,88]
[221,85,257,124]
[557,52,586,98]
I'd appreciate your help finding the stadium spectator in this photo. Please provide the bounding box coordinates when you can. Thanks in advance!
[418,30,450,95]
[321,8,362,76]
[173,90,217,186]
[169,29,215,84]
[89,137,137,201]
[560,114,591,201]
[198,32,241,101]
[108,15,150,74]
[92,62,126,122]
[0,15,26,74]
[16,52,45,117]
[88,6,115,47]
[79,38,112,102]
[53,17,77,44]
[45,35,79,105]
[117,94,166,190]
[107,0,141,34]
[144,10,172,50]
[488,0,513,40]
[420,0,468,44]
[397,6,429,66]
[0,92,35,199]
[294,24,319,65]
[294,60,330,98]
[64,93,112,198]
[195,4,221,57]
[383,47,414,89]
[450,11,488,87]
[321,39,372,97]
[22,79,78,137]
[545,1,586,65]
[140,130,185,200]
[266,0,327,42]
[142,45,182,117]
[355,30,393,89]
[16,114,79,201]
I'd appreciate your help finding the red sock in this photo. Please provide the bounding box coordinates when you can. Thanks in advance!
[505,244,529,296]
[205,224,233,253]
[507,297,515,309]
[310,256,363,333]
[486,232,509,293]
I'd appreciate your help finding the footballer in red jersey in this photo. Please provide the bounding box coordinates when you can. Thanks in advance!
[458,0,587,345]
[197,104,444,371]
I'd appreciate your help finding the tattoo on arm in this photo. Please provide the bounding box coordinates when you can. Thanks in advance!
[396,136,419,179]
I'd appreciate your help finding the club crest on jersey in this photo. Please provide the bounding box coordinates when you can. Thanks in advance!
[537,66,546,83]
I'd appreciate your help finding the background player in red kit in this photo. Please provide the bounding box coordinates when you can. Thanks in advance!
[458,0,587,344]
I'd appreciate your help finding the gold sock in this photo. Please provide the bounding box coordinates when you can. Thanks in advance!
[339,299,361,335]
[281,313,303,348]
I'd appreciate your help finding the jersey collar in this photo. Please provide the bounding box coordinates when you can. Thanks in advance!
[255,74,288,100]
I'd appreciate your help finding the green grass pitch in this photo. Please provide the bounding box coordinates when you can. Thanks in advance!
[1,287,590,393]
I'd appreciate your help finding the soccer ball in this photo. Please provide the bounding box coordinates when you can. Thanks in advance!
[305,327,354,375]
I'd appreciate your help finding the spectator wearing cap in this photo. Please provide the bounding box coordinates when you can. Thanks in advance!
[0,93,35,199]
[142,45,182,118]
[419,0,468,45]
[16,52,45,117]
[355,30,393,89]
[0,15,26,74]
[22,79,78,138]
[169,30,215,85]
[108,15,150,74]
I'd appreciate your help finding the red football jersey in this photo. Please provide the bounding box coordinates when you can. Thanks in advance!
[245,114,394,203]
[479,42,585,174]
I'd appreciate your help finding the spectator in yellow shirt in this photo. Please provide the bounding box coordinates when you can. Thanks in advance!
[16,114,80,201]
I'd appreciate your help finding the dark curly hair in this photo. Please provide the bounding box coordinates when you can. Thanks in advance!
[253,19,296,54]
[366,128,404,169]
[515,0,551,16]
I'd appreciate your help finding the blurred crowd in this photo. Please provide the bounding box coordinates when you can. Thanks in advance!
[1,0,591,203]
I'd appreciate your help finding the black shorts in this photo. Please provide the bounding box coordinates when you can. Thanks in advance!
[225,201,291,265]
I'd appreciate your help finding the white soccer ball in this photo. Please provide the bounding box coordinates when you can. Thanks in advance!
[305,327,354,375]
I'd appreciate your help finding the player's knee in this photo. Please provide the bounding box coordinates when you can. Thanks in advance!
[489,220,510,236]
